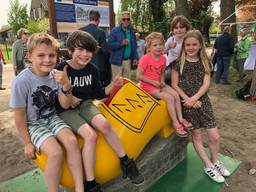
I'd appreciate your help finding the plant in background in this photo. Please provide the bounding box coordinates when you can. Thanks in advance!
[26,18,50,34]
[7,0,29,34]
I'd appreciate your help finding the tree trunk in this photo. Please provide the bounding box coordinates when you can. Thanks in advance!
[174,0,191,20]
[149,0,169,36]
[220,0,237,42]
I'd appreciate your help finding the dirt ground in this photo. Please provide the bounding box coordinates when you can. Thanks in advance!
[0,63,255,192]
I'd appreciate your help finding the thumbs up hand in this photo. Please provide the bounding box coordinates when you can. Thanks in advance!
[168,39,176,49]
[53,65,70,88]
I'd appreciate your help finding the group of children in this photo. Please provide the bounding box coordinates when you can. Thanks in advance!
[136,15,231,184]
[10,15,231,192]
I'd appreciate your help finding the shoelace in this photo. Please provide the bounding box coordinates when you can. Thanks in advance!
[215,161,225,172]
[207,166,221,177]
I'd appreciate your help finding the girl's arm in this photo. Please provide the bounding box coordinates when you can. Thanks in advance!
[171,69,189,100]
[182,74,210,107]
[160,68,166,87]
[191,74,210,101]
[136,66,160,87]
[14,108,36,160]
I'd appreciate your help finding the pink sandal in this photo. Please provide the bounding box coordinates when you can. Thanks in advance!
[173,124,188,138]
[181,118,193,130]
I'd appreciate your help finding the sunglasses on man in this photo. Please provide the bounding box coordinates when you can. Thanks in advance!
[122,18,130,22]
[23,32,30,35]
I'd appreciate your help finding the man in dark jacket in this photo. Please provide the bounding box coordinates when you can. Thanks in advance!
[80,9,111,86]
[108,11,138,79]
[213,26,234,84]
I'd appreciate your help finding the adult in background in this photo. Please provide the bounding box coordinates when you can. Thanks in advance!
[80,9,111,86]
[234,29,251,82]
[108,11,138,79]
[0,48,6,90]
[135,32,146,60]
[213,26,234,85]
[12,28,29,76]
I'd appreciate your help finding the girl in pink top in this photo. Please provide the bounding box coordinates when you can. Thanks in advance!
[136,32,192,137]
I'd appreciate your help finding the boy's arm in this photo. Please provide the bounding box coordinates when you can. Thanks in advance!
[105,75,124,96]
[14,108,36,160]
[53,65,72,109]
[58,84,72,109]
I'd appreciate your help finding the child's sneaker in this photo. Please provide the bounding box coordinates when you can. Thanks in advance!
[120,158,144,185]
[214,160,231,177]
[85,182,102,192]
[204,165,225,183]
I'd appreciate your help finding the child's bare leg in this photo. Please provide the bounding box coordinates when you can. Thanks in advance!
[40,137,63,192]
[57,128,84,192]
[206,127,220,164]
[191,129,213,167]
[91,114,144,185]
[91,114,125,157]
[152,91,180,126]
[77,123,97,181]
[163,86,184,122]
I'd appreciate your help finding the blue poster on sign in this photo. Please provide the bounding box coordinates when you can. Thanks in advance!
[75,4,109,26]
[73,0,98,6]
[55,3,76,22]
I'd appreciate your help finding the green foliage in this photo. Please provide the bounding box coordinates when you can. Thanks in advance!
[210,22,221,33]
[119,0,173,37]
[26,18,50,34]
[7,0,29,34]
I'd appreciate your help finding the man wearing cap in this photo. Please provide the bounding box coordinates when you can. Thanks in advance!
[108,11,138,79]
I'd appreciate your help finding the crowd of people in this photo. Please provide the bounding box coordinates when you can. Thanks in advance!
[7,9,256,192]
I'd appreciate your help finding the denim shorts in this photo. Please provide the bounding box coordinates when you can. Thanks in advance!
[28,114,70,149]
[59,100,101,133]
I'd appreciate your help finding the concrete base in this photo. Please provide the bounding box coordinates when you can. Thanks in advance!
[60,134,188,192]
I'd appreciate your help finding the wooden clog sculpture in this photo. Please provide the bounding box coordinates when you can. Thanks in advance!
[35,79,174,189]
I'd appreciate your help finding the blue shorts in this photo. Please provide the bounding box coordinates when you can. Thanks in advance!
[28,114,70,149]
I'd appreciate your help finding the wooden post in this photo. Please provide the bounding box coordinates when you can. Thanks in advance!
[109,0,115,29]
[47,0,58,38]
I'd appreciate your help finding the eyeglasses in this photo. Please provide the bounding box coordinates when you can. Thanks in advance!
[23,32,30,35]
[122,18,130,22]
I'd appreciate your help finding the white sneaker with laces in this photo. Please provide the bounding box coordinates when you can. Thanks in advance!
[204,166,225,183]
[214,160,231,177]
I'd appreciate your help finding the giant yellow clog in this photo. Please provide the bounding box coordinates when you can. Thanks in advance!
[35,79,174,189]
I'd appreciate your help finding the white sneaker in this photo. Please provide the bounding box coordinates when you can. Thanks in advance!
[204,166,225,183]
[214,160,231,177]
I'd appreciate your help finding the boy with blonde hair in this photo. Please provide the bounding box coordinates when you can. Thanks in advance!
[10,33,84,192]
